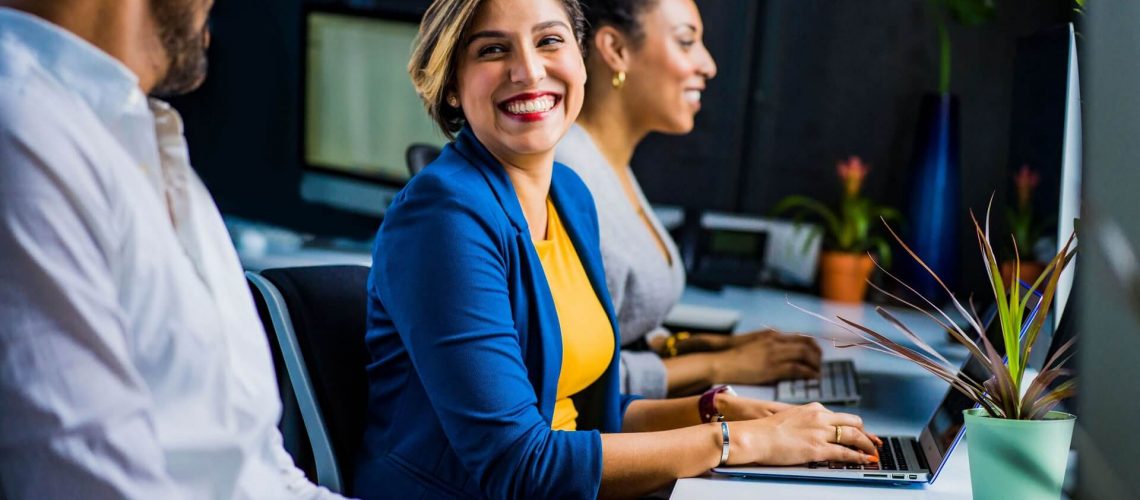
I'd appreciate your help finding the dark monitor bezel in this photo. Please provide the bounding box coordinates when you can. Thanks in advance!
[1042,272,1078,406]
[298,4,425,190]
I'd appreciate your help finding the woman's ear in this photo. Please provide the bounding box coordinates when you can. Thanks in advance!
[591,25,631,73]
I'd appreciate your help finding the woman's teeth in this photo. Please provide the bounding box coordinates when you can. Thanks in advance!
[684,90,702,104]
[505,95,556,114]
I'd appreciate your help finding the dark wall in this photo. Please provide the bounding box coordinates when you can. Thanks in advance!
[633,0,1071,297]
[630,0,762,211]
[175,0,1071,293]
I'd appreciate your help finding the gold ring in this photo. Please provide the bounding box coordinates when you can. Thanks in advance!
[835,425,843,444]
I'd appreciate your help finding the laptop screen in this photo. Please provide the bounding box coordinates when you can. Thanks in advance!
[921,282,1043,470]
[925,384,979,455]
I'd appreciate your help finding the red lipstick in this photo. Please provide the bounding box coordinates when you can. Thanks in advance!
[497,92,562,123]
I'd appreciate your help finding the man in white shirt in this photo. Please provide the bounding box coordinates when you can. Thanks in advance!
[0,1,342,498]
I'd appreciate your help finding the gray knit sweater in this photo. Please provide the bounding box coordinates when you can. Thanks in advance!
[555,124,686,399]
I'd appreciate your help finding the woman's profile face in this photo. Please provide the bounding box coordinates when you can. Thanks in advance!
[455,0,586,164]
[624,0,717,134]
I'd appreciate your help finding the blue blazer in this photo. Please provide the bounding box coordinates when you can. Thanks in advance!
[355,127,637,499]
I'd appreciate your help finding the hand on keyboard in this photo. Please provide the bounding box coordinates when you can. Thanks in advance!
[723,402,881,466]
[712,331,823,385]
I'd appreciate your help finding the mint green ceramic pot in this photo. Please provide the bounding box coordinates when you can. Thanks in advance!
[963,408,1075,500]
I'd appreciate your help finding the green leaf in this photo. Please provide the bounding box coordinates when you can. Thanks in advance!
[868,235,893,269]
[792,205,1077,421]
[943,0,997,26]
[1017,233,1077,384]
[875,206,904,222]
[773,195,843,247]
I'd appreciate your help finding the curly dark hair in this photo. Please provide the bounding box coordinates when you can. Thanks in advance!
[580,0,659,44]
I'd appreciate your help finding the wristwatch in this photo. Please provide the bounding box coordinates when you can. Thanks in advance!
[699,385,737,423]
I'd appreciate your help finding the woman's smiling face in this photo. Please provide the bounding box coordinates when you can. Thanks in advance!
[454,0,587,165]
[622,0,717,135]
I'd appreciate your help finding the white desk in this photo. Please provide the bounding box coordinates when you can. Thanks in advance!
[670,285,978,499]
[238,246,371,272]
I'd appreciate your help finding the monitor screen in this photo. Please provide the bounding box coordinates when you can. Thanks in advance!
[304,10,447,184]
[708,229,765,260]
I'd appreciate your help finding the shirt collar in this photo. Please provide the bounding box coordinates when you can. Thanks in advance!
[0,7,146,119]
[453,126,534,234]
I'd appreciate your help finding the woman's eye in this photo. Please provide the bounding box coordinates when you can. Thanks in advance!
[678,39,696,50]
[478,44,506,57]
[538,36,564,48]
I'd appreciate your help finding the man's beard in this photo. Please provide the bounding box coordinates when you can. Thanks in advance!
[150,0,210,97]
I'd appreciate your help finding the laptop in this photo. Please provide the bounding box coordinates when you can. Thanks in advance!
[715,284,1044,485]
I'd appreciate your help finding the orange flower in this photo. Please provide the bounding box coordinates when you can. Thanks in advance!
[1013,164,1040,209]
[837,156,869,198]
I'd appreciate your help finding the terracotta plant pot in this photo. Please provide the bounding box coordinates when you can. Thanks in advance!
[1000,260,1046,289]
[819,251,875,303]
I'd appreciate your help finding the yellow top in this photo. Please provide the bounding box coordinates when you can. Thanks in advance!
[533,199,615,431]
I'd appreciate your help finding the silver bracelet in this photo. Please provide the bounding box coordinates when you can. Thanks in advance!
[718,421,731,466]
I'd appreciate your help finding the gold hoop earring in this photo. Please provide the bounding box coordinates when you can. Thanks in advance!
[447,95,459,107]
[612,71,626,90]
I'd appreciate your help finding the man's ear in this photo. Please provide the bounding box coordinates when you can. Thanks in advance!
[591,25,632,73]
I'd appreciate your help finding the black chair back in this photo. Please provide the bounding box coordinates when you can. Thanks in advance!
[405,143,442,177]
[252,265,370,493]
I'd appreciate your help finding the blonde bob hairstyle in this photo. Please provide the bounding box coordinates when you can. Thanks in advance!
[409,0,587,139]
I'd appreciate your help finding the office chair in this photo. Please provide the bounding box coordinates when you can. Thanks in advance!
[405,143,442,177]
[246,265,371,495]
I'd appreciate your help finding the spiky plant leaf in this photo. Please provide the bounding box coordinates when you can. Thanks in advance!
[790,208,1078,420]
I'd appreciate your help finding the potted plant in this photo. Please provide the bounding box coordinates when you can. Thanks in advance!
[796,205,1077,500]
[1003,164,1049,287]
[774,156,902,303]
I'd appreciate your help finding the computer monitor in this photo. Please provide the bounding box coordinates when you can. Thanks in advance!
[1006,23,1082,328]
[1040,283,1077,412]
[1053,23,1082,328]
[300,6,447,217]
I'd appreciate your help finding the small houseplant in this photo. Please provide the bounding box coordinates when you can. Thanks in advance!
[1003,164,1049,286]
[774,156,902,302]
[795,204,1077,500]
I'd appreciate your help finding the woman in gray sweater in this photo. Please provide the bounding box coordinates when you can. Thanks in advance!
[556,0,822,399]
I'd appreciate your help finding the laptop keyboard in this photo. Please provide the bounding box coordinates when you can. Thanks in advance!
[776,359,860,404]
[807,437,914,471]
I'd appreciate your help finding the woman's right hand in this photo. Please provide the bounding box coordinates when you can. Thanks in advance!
[726,403,881,466]
[712,334,823,385]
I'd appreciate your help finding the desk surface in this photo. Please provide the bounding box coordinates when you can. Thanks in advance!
[670,285,976,499]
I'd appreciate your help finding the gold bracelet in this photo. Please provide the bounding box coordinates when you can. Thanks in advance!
[663,331,691,358]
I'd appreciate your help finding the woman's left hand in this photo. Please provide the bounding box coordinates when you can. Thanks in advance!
[719,394,795,421]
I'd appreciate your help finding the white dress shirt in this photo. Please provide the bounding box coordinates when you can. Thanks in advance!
[0,9,339,499]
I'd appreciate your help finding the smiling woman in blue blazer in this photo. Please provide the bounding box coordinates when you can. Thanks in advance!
[354,0,882,498]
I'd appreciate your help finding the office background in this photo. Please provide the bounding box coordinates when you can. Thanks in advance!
[169,0,1075,301]
[164,1,1140,496]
